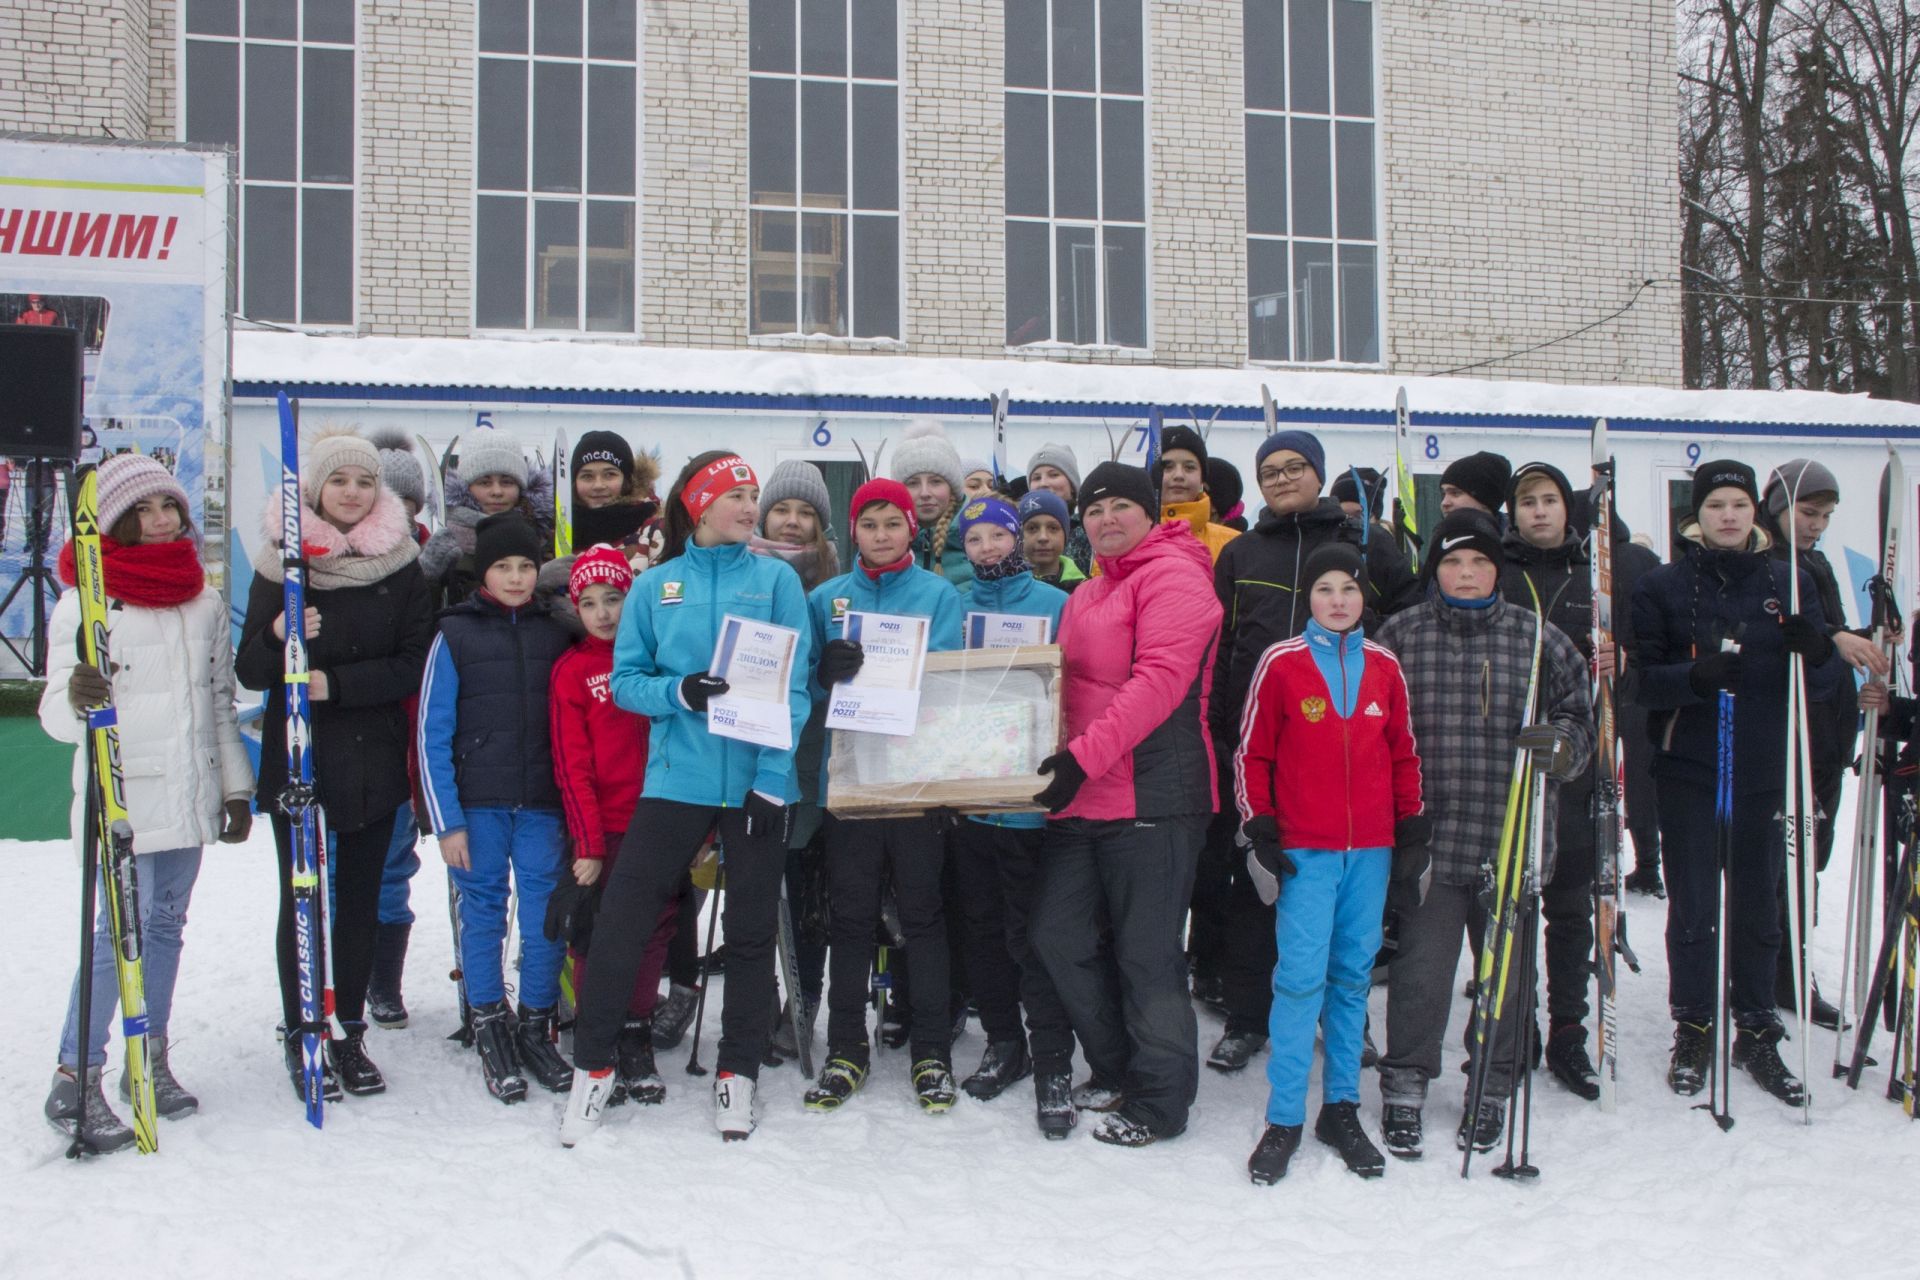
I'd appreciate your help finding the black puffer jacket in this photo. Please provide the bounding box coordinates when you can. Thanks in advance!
[1629,530,1842,796]
[237,562,434,834]
[1210,497,1420,741]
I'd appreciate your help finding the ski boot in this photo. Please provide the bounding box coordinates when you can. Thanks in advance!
[329,1022,387,1096]
[1667,1021,1711,1097]
[1207,1028,1268,1073]
[1733,1022,1808,1107]
[804,1052,869,1111]
[615,1017,665,1104]
[913,1058,958,1113]
[1248,1122,1304,1185]
[514,1005,574,1093]
[715,1071,756,1140]
[282,1035,345,1104]
[45,1065,135,1154]
[1315,1101,1385,1178]
[1545,1025,1601,1102]
[366,921,411,1029]
[651,983,699,1050]
[962,1038,1031,1101]
[471,1000,528,1103]
[123,1036,199,1118]
[559,1067,618,1147]
[1455,1097,1506,1153]
[1035,1071,1076,1140]
[1381,1104,1423,1161]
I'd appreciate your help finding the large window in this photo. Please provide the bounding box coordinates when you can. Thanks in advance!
[1245,0,1379,364]
[1004,0,1146,349]
[748,0,900,339]
[183,0,357,327]
[475,0,639,332]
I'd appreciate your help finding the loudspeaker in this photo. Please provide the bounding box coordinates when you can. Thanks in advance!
[0,325,84,460]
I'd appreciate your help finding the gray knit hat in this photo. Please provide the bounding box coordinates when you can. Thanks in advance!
[760,459,834,533]
[891,418,966,498]
[369,427,426,508]
[457,427,530,488]
[1026,442,1082,496]
[302,426,383,505]
[1764,458,1841,516]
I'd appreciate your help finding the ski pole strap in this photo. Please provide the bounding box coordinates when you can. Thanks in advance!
[85,707,117,730]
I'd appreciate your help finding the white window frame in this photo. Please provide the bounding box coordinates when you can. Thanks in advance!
[1244,0,1384,367]
[1004,0,1151,352]
[746,0,905,343]
[178,0,360,331]
[472,0,643,336]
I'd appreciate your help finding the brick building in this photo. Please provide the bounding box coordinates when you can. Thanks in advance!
[2,0,1683,385]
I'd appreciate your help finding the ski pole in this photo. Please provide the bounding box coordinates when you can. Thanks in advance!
[66,766,103,1160]
[1700,689,1736,1132]
[685,877,723,1077]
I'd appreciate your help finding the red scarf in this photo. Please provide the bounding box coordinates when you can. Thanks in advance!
[859,552,916,583]
[58,535,206,608]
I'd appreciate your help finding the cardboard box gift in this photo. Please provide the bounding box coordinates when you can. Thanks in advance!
[825,645,1063,818]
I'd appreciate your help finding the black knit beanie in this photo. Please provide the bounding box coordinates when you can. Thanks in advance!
[1441,451,1513,514]
[1079,461,1159,520]
[474,512,544,576]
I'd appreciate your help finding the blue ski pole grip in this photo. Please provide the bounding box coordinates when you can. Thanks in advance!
[85,707,117,731]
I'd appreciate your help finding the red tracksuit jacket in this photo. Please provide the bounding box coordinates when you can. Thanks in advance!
[1232,626,1422,850]
[550,634,648,857]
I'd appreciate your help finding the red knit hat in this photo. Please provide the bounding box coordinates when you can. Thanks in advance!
[681,454,758,519]
[568,543,634,604]
[849,478,918,539]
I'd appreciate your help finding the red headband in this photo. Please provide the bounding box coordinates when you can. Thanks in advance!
[850,478,919,540]
[681,455,758,520]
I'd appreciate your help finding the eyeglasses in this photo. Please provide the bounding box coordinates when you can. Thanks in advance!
[1258,460,1314,484]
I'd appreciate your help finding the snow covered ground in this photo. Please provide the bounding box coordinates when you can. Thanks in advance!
[2,827,1916,1280]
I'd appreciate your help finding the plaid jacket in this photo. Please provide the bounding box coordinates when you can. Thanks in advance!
[1376,593,1593,887]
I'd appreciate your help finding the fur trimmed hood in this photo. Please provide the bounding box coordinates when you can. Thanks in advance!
[256,485,422,588]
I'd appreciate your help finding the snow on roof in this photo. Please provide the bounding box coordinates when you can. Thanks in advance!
[233,330,1920,432]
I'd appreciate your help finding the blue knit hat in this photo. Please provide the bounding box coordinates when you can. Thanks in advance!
[1017,488,1070,531]
[958,495,1022,542]
[1255,430,1326,487]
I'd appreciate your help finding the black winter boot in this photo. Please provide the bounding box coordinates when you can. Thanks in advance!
[1733,1021,1808,1107]
[1545,1025,1601,1102]
[962,1038,1032,1101]
[283,1035,345,1104]
[1667,1021,1711,1097]
[366,922,411,1029]
[616,1017,665,1105]
[1206,1028,1268,1073]
[328,1022,387,1096]
[514,1005,574,1093]
[1381,1104,1423,1161]
[1455,1097,1506,1153]
[652,983,699,1049]
[1248,1123,1304,1184]
[1315,1101,1385,1178]
[1035,1071,1075,1139]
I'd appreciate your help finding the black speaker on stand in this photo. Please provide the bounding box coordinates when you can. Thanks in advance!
[0,325,84,677]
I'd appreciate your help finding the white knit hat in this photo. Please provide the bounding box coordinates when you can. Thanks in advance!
[890,418,966,499]
[302,426,383,504]
[457,427,530,488]
[96,453,190,535]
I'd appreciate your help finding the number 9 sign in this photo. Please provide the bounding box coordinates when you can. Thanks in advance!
[1685,442,1701,466]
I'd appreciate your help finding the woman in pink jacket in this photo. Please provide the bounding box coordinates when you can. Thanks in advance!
[1028,461,1223,1148]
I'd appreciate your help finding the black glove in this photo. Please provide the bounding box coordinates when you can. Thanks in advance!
[1241,814,1279,847]
[219,798,253,845]
[679,672,730,711]
[818,638,865,685]
[745,790,789,841]
[1514,724,1575,780]
[1245,843,1297,906]
[543,878,600,947]
[1032,750,1088,814]
[1389,814,1434,911]
[67,661,112,712]
[1688,650,1743,698]
[1781,614,1835,664]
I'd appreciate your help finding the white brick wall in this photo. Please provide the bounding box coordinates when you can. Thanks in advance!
[3,0,1684,385]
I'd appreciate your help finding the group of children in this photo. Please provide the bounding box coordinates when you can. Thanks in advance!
[36,416,1888,1187]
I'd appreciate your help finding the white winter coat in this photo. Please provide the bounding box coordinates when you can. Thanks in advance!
[38,586,254,855]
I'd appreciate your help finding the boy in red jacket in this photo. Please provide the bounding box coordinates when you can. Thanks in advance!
[550,544,675,1105]
[1233,543,1425,1185]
